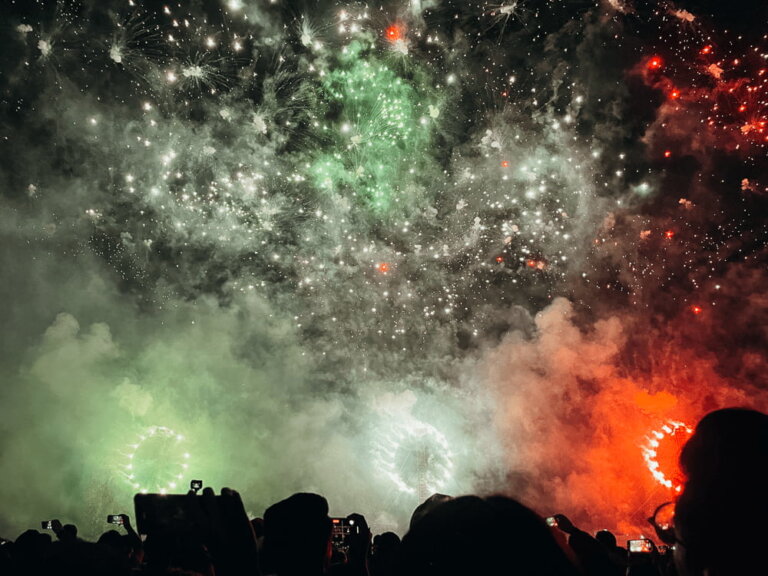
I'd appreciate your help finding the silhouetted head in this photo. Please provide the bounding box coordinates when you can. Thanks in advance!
[261,492,332,576]
[61,524,77,540]
[408,493,453,531]
[595,529,617,548]
[43,540,130,576]
[372,531,400,553]
[675,407,768,575]
[13,529,51,562]
[401,495,579,576]
[370,532,401,576]
[679,408,768,484]
[97,529,123,550]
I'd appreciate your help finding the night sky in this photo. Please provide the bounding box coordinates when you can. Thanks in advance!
[1,0,766,538]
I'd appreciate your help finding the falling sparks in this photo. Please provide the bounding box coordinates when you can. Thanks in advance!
[1,0,766,539]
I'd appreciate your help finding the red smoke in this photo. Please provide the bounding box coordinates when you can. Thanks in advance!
[482,298,764,535]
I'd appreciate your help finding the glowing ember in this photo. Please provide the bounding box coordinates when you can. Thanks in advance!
[385,25,403,43]
[525,259,546,270]
[647,56,664,70]
[642,421,693,492]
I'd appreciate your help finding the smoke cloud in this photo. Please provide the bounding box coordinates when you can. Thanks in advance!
[0,0,766,539]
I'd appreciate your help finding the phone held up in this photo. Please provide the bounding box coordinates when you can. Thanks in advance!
[331,517,361,552]
[628,538,654,554]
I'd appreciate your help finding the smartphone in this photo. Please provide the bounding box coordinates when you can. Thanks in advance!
[545,516,558,528]
[41,520,53,530]
[107,514,124,525]
[331,517,357,551]
[628,539,654,554]
[135,494,195,535]
[134,493,229,536]
[190,480,203,491]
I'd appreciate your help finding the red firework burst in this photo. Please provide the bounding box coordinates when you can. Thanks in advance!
[385,24,403,43]
[643,421,693,492]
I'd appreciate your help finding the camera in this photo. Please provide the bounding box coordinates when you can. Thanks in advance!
[107,514,124,525]
[628,539,654,554]
[190,480,203,492]
[545,516,558,528]
[41,521,53,530]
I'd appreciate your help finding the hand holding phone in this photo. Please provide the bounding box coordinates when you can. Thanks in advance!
[551,514,575,534]
[41,519,62,532]
[628,538,654,554]
[134,487,258,576]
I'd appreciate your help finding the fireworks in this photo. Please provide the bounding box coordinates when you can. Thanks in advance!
[373,420,454,498]
[1,0,766,537]
[642,421,693,492]
[310,42,435,211]
[123,426,191,495]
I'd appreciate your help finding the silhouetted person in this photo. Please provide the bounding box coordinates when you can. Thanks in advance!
[11,529,51,575]
[261,492,333,576]
[368,532,400,576]
[401,495,580,576]
[408,493,452,532]
[553,515,623,576]
[54,522,78,544]
[43,539,130,576]
[97,529,123,550]
[0,538,12,575]
[329,513,371,576]
[595,529,626,575]
[594,529,615,549]
[674,407,768,576]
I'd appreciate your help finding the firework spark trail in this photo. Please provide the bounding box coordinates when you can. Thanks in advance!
[0,0,766,537]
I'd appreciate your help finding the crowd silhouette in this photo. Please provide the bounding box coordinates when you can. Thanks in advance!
[1,407,766,575]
